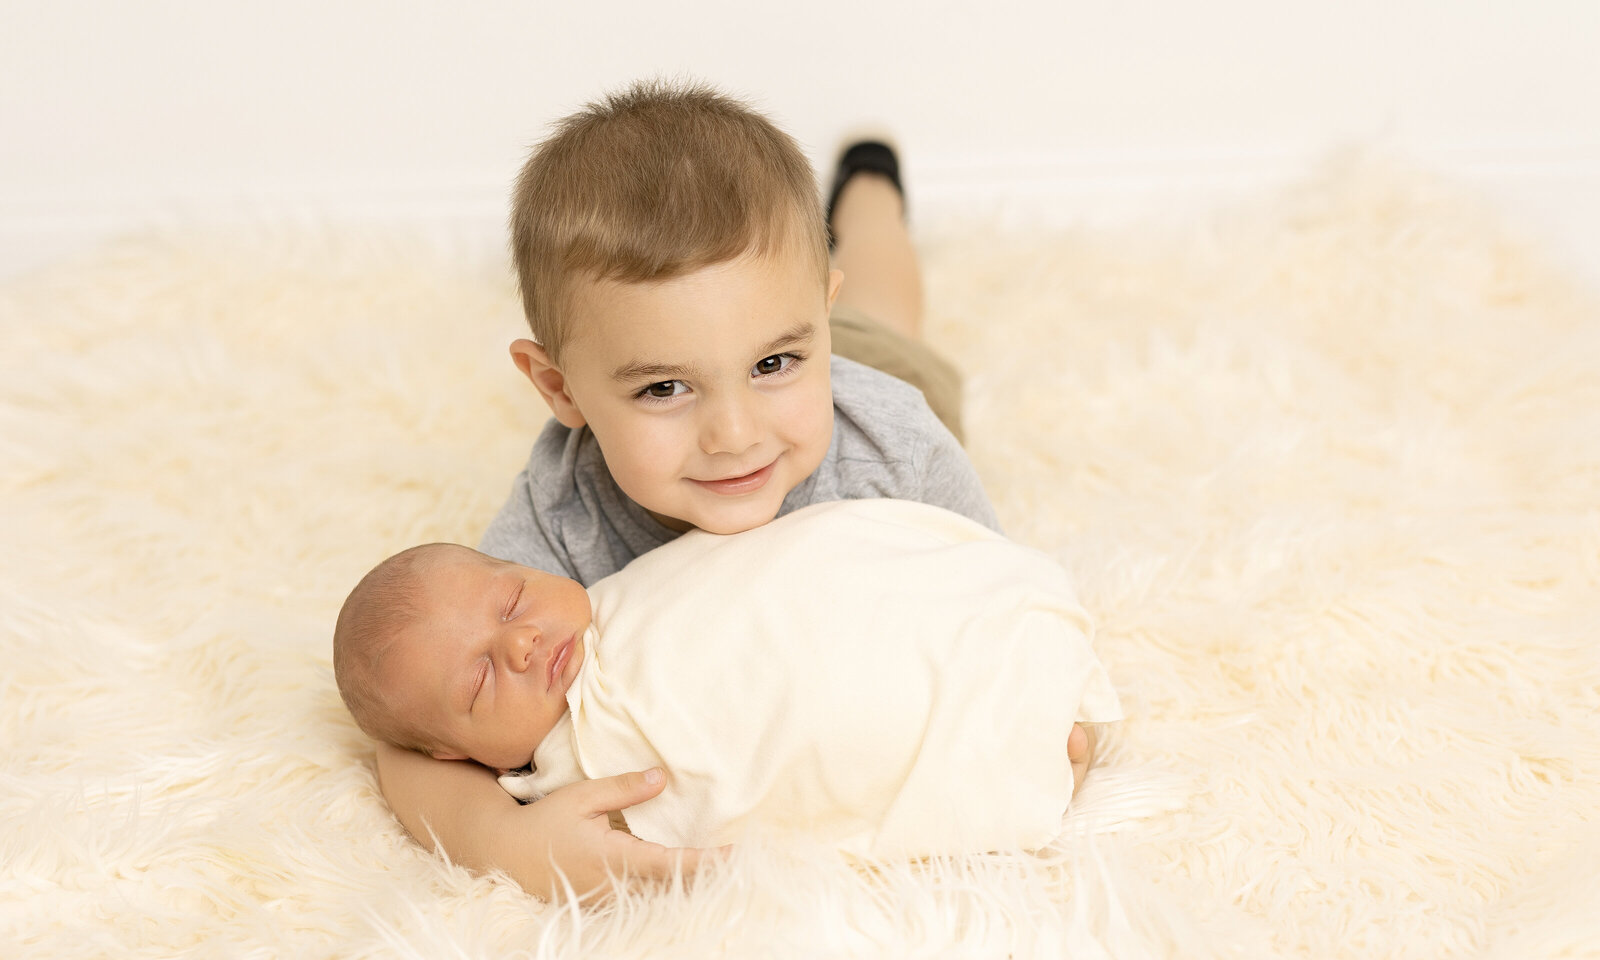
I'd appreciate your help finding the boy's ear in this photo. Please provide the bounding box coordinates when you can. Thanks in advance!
[826,268,844,312]
[510,339,587,429]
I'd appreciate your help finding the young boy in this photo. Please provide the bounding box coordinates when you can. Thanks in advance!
[338,500,1121,859]
[372,79,1092,900]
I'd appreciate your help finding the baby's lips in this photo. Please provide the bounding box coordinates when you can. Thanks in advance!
[545,635,576,691]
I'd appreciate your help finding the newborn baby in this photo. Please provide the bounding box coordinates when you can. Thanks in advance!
[334,499,1123,857]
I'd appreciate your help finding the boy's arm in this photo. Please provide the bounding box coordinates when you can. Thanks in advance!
[374,742,710,901]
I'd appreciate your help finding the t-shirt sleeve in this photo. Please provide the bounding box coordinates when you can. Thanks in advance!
[914,428,1003,533]
[477,467,578,578]
[824,355,1003,534]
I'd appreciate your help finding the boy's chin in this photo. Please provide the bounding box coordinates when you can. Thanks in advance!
[686,502,785,536]
[648,500,783,536]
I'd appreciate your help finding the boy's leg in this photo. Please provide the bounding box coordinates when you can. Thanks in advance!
[830,170,924,341]
[826,143,966,440]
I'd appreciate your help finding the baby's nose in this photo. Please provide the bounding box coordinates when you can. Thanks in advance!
[501,628,538,672]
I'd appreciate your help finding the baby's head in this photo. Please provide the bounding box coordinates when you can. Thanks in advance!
[333,543,591,772]
[507,79,842,536]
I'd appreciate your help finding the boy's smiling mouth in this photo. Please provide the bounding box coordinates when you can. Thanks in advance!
[692,459,776,495]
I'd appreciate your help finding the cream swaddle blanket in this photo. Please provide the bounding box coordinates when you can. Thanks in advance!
[499,498,1123,857]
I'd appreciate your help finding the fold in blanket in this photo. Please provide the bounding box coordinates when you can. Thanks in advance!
[500,499,1122,857]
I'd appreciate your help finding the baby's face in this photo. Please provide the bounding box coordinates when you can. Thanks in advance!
[384,547,590,771]
[522,248,843,536]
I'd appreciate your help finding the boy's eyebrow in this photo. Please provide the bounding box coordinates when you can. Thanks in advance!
[609,322,816,382]
[611,357,704,383]
[756,322,816,357]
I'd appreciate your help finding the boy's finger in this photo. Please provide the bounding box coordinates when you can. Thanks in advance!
[607,833,727,879]
[577,768,667,815]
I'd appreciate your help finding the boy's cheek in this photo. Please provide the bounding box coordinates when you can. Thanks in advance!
[795,370,836,441]
[586,405,676,464]
[593,420,693,502]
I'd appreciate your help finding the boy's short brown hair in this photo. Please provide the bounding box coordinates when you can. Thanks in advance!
[510,79,829,363]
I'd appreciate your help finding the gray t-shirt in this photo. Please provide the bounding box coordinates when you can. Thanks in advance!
[478,355,1000,585]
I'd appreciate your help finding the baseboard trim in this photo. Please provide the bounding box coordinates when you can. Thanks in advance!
[5,143,1597,282]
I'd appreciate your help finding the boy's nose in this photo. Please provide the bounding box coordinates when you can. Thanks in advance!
[699,395,760,455]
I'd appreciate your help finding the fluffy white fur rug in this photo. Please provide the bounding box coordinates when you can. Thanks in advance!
[3,155,1597,958]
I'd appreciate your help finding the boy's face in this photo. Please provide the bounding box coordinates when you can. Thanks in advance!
[383,548,591,771]
[514,249,843,535]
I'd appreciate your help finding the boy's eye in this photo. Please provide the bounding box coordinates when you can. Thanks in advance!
[752,354,796,377]
[641,380,687,399]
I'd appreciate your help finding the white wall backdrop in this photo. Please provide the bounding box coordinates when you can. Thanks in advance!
[4,0,1598,279]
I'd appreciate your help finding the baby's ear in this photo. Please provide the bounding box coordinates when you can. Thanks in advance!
[509,339,586,429]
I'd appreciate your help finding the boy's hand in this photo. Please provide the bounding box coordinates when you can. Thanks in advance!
[374,744,715,903]
[526,768,719,902]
